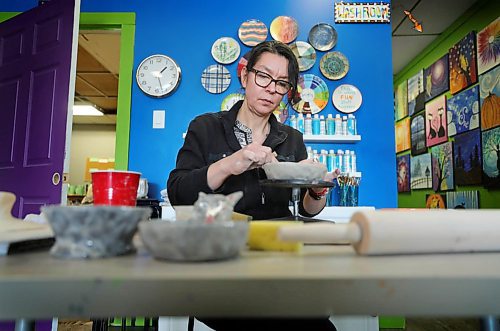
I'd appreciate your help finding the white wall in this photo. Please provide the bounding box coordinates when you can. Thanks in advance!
[69,124,115,185]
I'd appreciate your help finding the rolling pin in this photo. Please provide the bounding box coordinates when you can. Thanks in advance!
[278,209,500,255]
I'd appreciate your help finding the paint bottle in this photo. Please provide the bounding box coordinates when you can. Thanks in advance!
[289,115,297,130]
[297,113,304,134]
[326,114,335,135]
[306,146,314,160]
[343,149,351,173]
[312,114,320,135]
[319,149,328,165]
[327,149,336,173]
[347,114,356,135]
[350,150,357,173]
[342,115,348,135]
[313,149,319,162]
[336,149,344,172]
[319,115,326,135]
[305,114,313,135]
[334,114,342,135]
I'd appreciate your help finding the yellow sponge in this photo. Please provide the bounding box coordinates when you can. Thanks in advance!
[248,221,303,252]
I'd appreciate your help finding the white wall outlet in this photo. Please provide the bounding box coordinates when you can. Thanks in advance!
[153,110,165,129]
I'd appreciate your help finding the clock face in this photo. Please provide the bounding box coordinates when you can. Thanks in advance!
[136,54,181,97]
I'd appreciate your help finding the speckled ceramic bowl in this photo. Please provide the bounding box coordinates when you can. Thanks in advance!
[262,162,327,181]
[42,205,151,259]
[139,220,249,262]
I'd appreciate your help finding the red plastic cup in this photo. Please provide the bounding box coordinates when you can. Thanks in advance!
[91,170,141,206]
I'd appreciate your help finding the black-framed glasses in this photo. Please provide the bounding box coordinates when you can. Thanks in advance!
[248,68,293,95]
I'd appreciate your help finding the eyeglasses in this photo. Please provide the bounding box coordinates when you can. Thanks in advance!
[248,68,293,95]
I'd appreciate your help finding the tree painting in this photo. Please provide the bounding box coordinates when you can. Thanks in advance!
[482,126,500,188]
[453,129,482,185]
[431,141,454,192]
[411,153,432,189]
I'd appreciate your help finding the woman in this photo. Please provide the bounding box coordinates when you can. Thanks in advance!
[167,41,337,331]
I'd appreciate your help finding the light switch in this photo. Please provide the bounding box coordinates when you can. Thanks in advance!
[153,110,165,129]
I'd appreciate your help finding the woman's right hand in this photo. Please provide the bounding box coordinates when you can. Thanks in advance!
[228,142,277,175]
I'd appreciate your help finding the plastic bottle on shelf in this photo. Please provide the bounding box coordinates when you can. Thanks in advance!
[312,114,320,135]
[297,113,304,134]
[306,146,314,160]
[289,115,297,130]
[347,114,356,135]
[326,114,335,135]
[341,115,348,135]
[350,150,357,173]
[318,149,328,165]
[334,114,342,135]
[305,114,313,135]
[319,115,326,135]
[336,149,344,172]
[313,149,319,162]
[344,149,351,174]
[327,149,336,172]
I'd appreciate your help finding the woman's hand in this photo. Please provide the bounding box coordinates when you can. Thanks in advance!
[228,142,278,175]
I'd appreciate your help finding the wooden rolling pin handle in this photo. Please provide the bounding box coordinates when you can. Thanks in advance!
[278,223,362,244]
[0,191,19,222]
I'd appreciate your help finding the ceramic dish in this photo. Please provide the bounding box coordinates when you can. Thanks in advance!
[221,93,245,111]
[270,16,298,43]
[289,41,316,72]
[236,51,251,83]
[201,64,231,94]
[262,162,327,181]
[290,74,329,114]
[332,84,363,113]
[139,220,249,262]
[320,51,349,80]
[308,23,337,51]
[211,37,240,64]
[238,19,268,46]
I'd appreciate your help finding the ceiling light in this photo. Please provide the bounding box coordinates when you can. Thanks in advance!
[73,104,103,116]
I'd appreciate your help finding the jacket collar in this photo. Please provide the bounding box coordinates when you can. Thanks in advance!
[221,100,288,151]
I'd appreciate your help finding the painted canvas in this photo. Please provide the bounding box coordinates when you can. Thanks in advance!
[449,31,478,94]
[453,129,482,185]
[424,54,449,102]
[410,113,426,155]
[431,141,454,192]
[479,64,500,130]
[395,117,411,153]
[446,191,479,209]
[407,70,425,115]
[447,85,480,136]
[394,80,408,121]
[426,194,446,209]
[482,126,500,188]
[425,95,448,147]
[397,154,410,193]
[477,17,500,75]
[411,153,432,190]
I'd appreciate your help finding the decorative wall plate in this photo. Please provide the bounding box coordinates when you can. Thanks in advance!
[308,23,338,51]
[289,41,316,72]
[221,93,245,111]
[332,84,362,113]
[201,64,231,94]
[320,51,349,80]
[211,37,241,64]
[290,74,329,114]
[273,101,288,123]
[238,19,268,47]
[236,51,251,83]
[270,16,298,44]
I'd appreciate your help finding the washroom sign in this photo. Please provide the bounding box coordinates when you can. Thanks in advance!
[334,2,391,23]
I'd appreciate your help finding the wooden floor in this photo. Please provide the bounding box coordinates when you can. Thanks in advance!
[384,318,482,331]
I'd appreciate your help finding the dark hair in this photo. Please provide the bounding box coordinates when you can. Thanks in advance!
[246,40,299,102]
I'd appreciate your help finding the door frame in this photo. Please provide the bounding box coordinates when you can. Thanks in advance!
[0,12,135,170]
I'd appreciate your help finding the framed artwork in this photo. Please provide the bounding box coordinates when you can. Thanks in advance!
[446,191,479,209]
[424,54,449,102]
[479,64,500,130]
[453,129,482,185]
[411,153,432,190]
[426,194,446,209]
[410,113,427,155]
[425,95,448,147]
[477,17,500,75]
[449,31,478,94]
[394,80,408,121]
[395,117,411,153]
[397,154,411,193]
[447,85,480,136]
[431,141,454,192]
[407,70,425,116]
[482,126,500,188]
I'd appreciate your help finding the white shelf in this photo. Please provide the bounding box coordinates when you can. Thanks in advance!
[303,134,361,143]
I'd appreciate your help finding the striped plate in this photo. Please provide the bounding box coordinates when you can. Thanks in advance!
[238,19,268,47]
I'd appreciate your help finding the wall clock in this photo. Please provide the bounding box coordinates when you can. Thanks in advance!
[136,54,181,97]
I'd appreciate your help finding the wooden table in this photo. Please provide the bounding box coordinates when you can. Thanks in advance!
[1,245,500,319]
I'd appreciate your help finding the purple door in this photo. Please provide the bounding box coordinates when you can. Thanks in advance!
[0,0,77,218]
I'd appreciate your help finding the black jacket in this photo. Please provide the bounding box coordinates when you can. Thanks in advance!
[167,101,315,220]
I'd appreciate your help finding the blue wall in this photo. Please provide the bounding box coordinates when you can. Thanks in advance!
[2,0,397,208]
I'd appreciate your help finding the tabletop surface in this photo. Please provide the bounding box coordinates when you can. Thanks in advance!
[1,243,500,319]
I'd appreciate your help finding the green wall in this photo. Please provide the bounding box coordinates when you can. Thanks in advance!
[394,0,500,209]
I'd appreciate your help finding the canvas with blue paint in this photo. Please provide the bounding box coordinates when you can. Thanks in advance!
[411,153,432,189]
[424,54,449,102]
[446,191,479,209]
[431,141,454,192]
[479,64,500,130]
[453,129,482,185]
[482,126,500,188]
[447,85,479,136]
